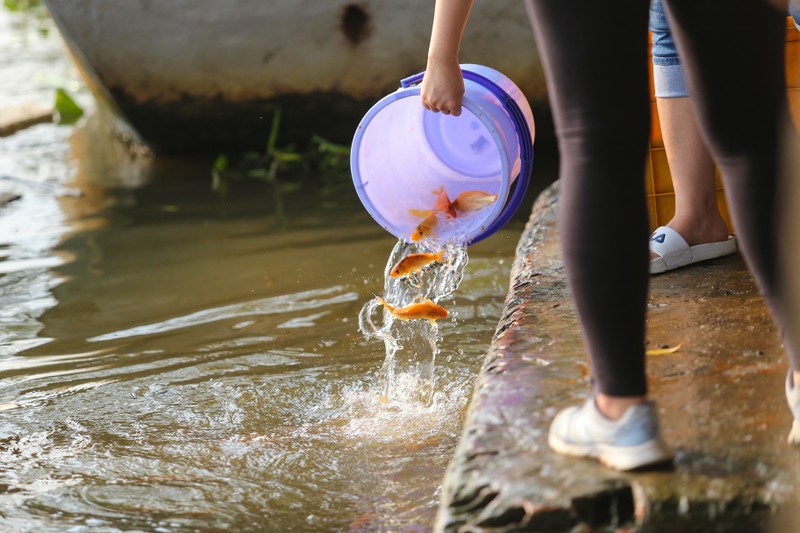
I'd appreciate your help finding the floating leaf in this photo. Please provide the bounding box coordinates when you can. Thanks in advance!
[54,88,84,125]
[646,344,683,356]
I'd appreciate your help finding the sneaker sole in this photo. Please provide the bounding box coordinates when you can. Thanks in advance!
[548,433,673,472]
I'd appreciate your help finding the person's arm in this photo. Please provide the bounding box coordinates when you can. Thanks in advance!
[421,0,474,116]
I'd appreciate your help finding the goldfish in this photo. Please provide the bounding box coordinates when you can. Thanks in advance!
[411,211,439,241]
[452,190,498,213]
[375,297,448,324]
[432,186,457,218]
[407,188,457,218]
[390,250,445,278]
[408,185,459,241]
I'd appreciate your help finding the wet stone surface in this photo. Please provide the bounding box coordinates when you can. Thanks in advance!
[435,181,800,532]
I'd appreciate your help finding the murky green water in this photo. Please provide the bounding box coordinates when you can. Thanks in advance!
[0,8,524,532]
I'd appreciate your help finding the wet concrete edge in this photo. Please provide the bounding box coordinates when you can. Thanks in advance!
[434,181,799,532]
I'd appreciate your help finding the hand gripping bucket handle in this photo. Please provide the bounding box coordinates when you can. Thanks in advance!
[399,69,534,244]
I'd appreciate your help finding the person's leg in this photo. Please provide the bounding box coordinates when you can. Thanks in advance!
[523,0,650,401]
[649,0,731,263]
[522,0,671,470]
[663,0,800,435]
[656,98,729,247]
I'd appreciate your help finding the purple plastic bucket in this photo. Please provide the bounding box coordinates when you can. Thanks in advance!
[350,64,535,244]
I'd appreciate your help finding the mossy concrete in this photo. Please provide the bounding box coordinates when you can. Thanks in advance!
[436,181,800,532]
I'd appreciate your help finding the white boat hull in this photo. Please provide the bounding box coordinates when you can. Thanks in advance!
[45,0,545,152]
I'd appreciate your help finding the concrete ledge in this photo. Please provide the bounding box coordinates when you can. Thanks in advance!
[436,181,799,532]
[0,104,53,137]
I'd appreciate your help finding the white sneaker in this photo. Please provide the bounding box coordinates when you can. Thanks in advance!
[785,371,800,444]
[548,398,673,471]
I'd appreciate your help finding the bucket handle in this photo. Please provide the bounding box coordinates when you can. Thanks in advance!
[400,69,533,244]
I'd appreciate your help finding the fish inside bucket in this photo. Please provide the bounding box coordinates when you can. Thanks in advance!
[351,63,535,245]
[353,97,512,245]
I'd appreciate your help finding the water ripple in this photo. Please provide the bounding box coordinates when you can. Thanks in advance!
[87,286,358,342]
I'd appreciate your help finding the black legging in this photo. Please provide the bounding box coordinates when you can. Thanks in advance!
[523,0,794,396]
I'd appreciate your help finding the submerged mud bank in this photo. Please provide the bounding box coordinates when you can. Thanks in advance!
[435,181,800,532]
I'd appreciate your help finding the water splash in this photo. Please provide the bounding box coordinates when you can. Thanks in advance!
[359,239,469,406]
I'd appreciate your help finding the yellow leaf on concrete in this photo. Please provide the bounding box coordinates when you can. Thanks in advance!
[646,344,683,356]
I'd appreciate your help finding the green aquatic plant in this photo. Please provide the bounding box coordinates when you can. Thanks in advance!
[53,88,84,125]
[260,107,303,228]
[6,1,86,118]
[212,108,304,229]
[210,154,230,196]
[211,107,353,226]
[311,134,351,192]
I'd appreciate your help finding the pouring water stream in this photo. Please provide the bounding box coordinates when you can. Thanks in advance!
[359,239,470,406]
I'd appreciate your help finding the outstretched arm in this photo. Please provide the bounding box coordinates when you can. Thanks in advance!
[421,0,474,116]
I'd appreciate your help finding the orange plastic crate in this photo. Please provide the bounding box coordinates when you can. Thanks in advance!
[645,17,799,233]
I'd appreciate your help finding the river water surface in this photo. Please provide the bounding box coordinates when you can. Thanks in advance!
[0,7,527,532]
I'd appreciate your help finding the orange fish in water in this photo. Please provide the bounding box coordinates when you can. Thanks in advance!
[408,188,457,219]
[375,297,448,324]
[432,186,457,218]
[390,250,445,278]
[411,211,439,242]
[452,190,498,213]
[408,185,457,241]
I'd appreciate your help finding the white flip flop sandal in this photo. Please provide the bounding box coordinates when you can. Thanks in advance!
[649,226,737,274]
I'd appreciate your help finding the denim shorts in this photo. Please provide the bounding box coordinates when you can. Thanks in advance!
[649,0,678,66]
[651,0,800,97]
[649,0,688,98]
